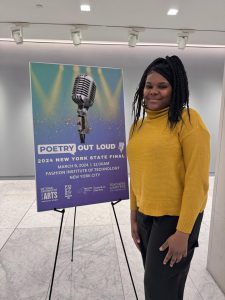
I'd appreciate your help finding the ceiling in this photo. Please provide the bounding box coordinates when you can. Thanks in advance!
[0,0,225,47]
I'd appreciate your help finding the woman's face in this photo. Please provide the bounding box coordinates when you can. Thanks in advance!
[143,71,172,111]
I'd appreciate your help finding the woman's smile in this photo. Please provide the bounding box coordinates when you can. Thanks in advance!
[143,71,172,111]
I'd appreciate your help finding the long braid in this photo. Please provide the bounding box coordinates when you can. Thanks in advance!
[166,56,190,127]
[132,55,190,131]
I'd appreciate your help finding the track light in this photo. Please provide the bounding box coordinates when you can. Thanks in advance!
[11,26,23,44]
[128,29,139,47]
[177,31,189,49]
[71,29,82,46]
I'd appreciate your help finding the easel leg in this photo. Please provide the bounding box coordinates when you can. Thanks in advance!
[49,208,65,300]
[111,201,138,300]
[71,206,77,262]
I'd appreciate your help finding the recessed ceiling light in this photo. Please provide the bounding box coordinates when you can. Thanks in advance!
[80,4,91,12]
[167,8,179,15]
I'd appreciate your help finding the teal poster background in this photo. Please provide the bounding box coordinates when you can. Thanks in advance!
[30,62,129,211]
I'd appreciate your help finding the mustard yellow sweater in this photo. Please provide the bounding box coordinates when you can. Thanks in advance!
[127,107,210,233]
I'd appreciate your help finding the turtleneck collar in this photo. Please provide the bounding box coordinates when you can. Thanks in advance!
[146,106,169,120]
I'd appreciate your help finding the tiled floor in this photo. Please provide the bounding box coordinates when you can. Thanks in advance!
[0,176,224,300]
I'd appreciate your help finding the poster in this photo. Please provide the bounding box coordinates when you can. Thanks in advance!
[30,62,129,211]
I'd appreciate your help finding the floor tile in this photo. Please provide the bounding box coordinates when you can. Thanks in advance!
[65,202,112,227]
[0,176,224,300]
[70,225,124,300]
[110,199,130,226]
[18,201,70,229]
[0,227,58,300]
[0,194,34,229]
[112,223,145,300]
[184,276,203,300]
[0,228,14,250]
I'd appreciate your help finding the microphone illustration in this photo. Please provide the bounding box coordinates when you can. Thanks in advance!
[72,74,96,143]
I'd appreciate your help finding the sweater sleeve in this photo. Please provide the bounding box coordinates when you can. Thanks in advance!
[130,180,138,210]
[176,110,210,233]
[130,182,137,210]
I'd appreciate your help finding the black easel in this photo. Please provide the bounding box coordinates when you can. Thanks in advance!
[70,200,139,300]
[48,208,65,300]
[49,201,138,300]
[111,200,138,300]
[71,206,77,262]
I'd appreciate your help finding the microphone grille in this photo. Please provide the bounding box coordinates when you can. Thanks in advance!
[89,83,96,104]
[72,74,96,107]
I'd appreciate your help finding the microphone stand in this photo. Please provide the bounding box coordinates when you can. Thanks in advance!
[77,108,89,144]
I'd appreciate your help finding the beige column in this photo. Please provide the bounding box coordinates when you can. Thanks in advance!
[207,63,225,293]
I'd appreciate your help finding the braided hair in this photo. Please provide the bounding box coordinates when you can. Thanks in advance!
[132,55,190,130]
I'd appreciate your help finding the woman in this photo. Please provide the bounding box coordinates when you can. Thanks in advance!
[127,55,210,300]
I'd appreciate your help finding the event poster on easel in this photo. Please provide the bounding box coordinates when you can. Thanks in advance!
[30,62,129,212]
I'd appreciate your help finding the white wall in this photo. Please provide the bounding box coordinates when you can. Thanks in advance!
[0,42,224,177]
[207,63,225,293]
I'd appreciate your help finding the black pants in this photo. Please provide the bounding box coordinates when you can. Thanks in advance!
[137,211,203,300]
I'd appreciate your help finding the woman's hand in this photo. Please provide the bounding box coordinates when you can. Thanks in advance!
[159,231,190,267]
[130,210,141,251]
